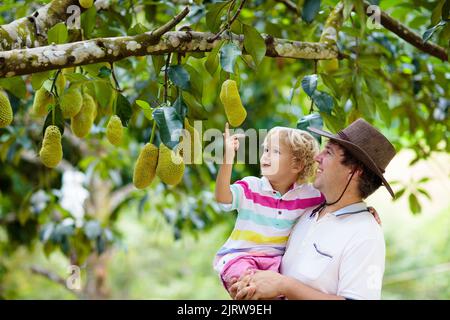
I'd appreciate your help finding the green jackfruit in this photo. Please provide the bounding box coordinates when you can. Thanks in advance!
[106,115,123,146]
[79,0,94,9]
[181,118,202,164]
[32,88,54,117]
[71,93,96,138]
[219,79,247,127]
[56,74,66,96]
[133,143,159,189]
[60,88,82,118]
[39,125,63,168]
[0,90,13,128]
[156,144,185,186]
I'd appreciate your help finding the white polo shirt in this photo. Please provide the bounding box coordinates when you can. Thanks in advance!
[280,202,385,300]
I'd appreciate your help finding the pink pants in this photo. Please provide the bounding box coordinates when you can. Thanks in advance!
[220,255,282,291]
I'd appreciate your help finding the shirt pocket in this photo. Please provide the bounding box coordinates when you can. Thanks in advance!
[297,242,334,281]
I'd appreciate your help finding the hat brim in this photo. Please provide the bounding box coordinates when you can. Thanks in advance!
[308,126,395,198]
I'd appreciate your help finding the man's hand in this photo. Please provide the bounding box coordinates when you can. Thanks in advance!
[223,122,245,164]
[231,270,284,300]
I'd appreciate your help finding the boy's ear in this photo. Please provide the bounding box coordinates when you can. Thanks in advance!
[292,159,304,173]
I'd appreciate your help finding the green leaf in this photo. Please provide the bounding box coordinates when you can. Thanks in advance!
[320,73,339,98]
[394,188,406,200]
[152,55,165,75]
[183,64,203,98]
[47,22,68,44]
[81,6,97,39]
[168,65,191,90]
[302,0,321,23]
[0,76,26,99]
[422,20,447,42]
[94,81,113,108]
[206,2,229,33]
[182,91,208,120]
[301,74,318,96]
[408,193,421,214]
[205,40,224,76]
[417,188,432,200]
[84,220,102,240]
[243,24,266,66]
[152,106,183,149]
[135,99,154,121]
[128,23,149,36]
[64,72,90,83]
[312,91,334,115]
[173,96,187,119]
[31,71,51,90]
[220,42,242,74]
[443,0,450,20]
[297,113,323,143]
[42,104,64,137]
[116,93,133,127]
[98,66,111,78]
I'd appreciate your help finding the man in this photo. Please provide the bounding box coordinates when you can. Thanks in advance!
[230,118,396,300]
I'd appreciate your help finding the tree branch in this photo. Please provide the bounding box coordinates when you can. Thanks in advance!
[362,1,448,62]
[0,31,338,77]
[0,0,110,51]
[278,0,448,62]
[30,265,83,298]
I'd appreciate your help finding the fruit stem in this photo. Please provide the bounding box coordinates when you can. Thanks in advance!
[149,120,157,144]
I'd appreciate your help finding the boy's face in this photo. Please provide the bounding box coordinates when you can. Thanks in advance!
[260,133,302,184]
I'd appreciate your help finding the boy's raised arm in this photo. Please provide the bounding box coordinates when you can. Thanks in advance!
[215,122,245,204]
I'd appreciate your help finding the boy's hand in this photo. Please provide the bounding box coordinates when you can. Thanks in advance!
[223,122,245,164]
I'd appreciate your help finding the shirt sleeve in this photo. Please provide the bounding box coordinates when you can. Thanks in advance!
[216,180,246,212]
[337,237,385,300]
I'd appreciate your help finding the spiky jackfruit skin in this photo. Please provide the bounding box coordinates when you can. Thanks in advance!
[181,118,202,164]
[0,90,13,128]
[71,93,96,138]
[219,80,247,127]
[32,88,54,117]
[79,0,94,9]
[39,125,63,168]
[106,115,123,146]
[56,74,66,96]
[133,143,159,189]
[156,144,185,186]
[60,88,82,118]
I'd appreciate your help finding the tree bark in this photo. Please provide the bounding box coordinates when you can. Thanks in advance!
[0,31,338,78]
[0,0,107,51]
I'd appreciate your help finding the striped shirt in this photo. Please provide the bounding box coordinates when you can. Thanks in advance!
[213,176,325,273]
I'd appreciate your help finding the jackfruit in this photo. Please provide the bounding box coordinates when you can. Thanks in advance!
[106,115,123,146]
[71,93,96,138]
[219,79,247,127]
[39,125,63,168]
[60,88,82,118]
[180,118,202,164]
[133,143,159,189]
[156,144,185,186]
[79,0,94,9]
[56,73,66,96]
[32,88,54,117]
[0,90,13,128]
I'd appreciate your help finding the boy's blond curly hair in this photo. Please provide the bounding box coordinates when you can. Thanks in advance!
[264,127,319,184]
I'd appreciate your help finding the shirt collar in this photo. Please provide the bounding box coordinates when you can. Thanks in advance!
[261,176,302,194]
[310,201,368,218]
[331,201,368,217]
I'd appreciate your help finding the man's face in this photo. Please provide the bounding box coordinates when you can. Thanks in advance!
[313,141,352,195]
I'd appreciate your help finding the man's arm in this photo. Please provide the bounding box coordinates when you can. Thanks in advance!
[231,270,345,300]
